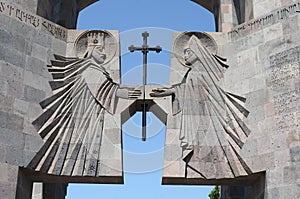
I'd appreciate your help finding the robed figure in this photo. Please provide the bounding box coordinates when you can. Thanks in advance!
[27,31,139,177]
[151,33,252,178]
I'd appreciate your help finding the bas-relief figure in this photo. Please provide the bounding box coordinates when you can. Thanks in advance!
[1,0,300,198]
[26,30,140,177]
[151,32,252,179]
[24,29,252,181]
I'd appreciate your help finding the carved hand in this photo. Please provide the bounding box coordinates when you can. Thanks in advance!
[116,88,142,99]
[150,87,174,97]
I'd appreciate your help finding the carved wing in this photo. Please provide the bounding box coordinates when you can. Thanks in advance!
[27,55,118,177]
[173,35,252,178]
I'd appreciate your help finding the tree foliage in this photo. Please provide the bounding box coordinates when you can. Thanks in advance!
[209,186,220,199]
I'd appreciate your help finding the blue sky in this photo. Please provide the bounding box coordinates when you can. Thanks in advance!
[67,0,216,198]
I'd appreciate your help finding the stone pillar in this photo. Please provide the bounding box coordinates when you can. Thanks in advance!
[37,0,79,28]
[0,2,68,198]
[16,169,33,199]
[221,173,265,199]
[31,182,68,199]
[221,186,253,199]
[43,183,68,199]
[218,0,254,32]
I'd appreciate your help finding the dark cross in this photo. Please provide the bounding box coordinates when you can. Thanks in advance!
[128,31,162,141]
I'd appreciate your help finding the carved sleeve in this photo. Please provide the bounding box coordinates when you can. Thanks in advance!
[27,55,111,176]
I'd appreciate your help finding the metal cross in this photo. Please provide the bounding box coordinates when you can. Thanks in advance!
[128,31,162,141]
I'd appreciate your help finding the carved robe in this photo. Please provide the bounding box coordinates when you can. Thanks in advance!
[172,36,251,178]
[27,55,119,176]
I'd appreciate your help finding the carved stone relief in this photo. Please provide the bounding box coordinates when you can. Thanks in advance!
[268,46,300,134]
[154,32,252,179]
[26,30,139,178]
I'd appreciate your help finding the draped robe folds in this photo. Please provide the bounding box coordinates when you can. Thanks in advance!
[27,55,119,177]
[171,36,252,178]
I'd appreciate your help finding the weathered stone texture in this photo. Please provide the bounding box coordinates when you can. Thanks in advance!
[2,0,99,28]
[220,1,300,198]
[0,2,68,198]
[0,0,299,199]
[163,1,300,199]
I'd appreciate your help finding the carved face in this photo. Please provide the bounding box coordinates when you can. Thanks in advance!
[184,48,198,66]
[91,46,107,64]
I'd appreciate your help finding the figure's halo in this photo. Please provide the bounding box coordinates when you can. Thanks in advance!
[75,30,118,64]
[173,32,218,66]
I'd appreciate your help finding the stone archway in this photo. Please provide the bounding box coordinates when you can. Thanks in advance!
[2,0,300,198]
[34,0,253,31]
[36,0,98,28]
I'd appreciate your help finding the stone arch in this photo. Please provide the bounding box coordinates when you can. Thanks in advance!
[36,0,98,28]
[192,0,254,31]
[34,0,252,31]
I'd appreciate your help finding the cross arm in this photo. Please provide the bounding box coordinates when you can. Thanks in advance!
[128,45,142,52]
[128,45,162,53]
[148,46,162,53]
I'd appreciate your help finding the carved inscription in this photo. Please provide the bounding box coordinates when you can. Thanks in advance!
[0,1,67,40]
[267,46,300,90]
[269,47,300,132]
[42,21,66,39]
[229,2,300,39]
[274,90,298,115]
[274,89,299,132]
[268,63,300,90]
[270,46,300,66]
[0,2,4,12]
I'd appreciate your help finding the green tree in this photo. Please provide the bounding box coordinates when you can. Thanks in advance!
[209,186,220,199]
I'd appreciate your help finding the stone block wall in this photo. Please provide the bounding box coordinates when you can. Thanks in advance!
[252,0,300,18]
[0,1,67,198]
[221,1,300,198]
[2,0,38,14]
[163,1,300,199]
[0,0,299,198]
[0,2,124,198]
[2,0,98,29]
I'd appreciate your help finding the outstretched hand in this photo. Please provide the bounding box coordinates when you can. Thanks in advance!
[116,88,141,99]
[128,88,142,99]
[150,87,174,97]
